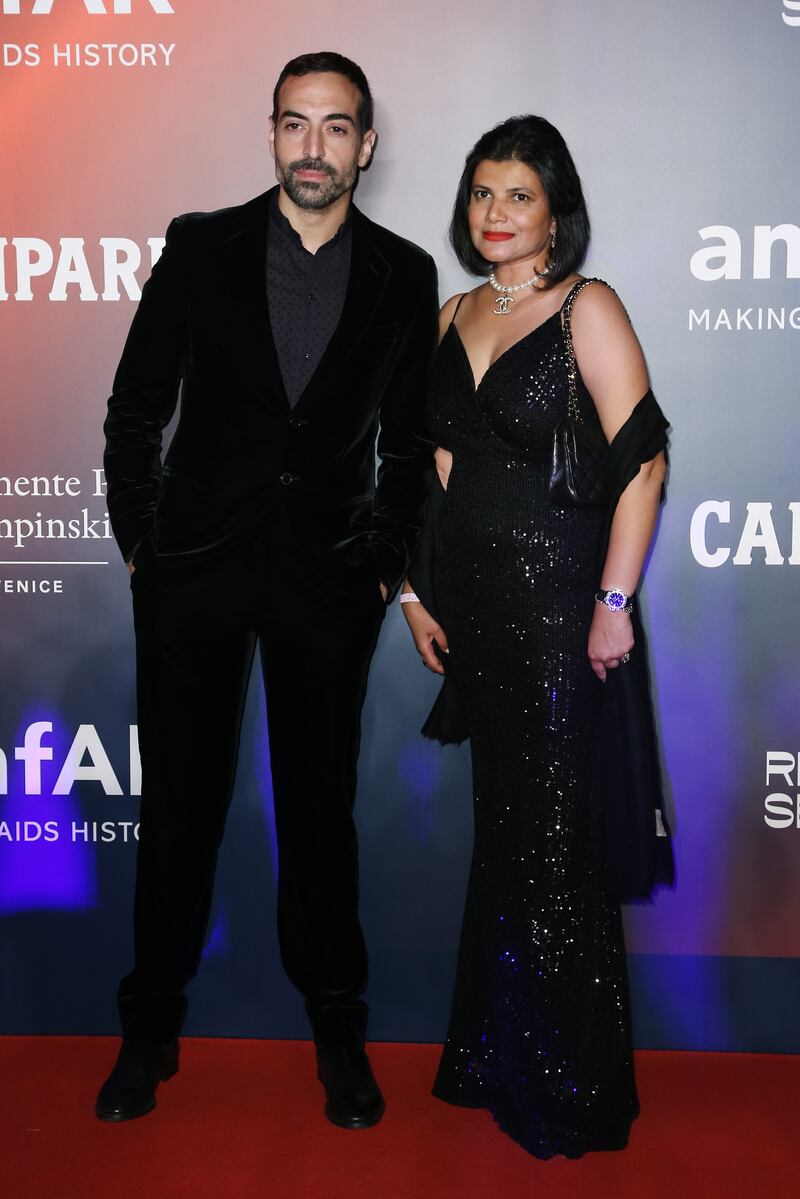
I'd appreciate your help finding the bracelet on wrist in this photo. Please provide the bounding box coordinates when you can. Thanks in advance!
[400,592,420,605]
[595,588,634,614]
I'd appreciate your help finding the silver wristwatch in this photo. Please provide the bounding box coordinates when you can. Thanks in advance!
[595,588,634,614]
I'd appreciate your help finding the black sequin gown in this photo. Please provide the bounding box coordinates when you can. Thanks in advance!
[429,283,639,1159]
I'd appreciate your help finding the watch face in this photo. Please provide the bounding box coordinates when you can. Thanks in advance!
[607,589,627,611]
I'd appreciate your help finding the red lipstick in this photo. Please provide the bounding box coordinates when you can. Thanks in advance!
[483,231,514,241]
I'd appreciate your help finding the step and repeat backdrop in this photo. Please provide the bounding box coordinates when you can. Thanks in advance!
[1,0,798,1050]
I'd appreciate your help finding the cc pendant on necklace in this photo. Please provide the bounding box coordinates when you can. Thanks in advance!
[493,293,513,316]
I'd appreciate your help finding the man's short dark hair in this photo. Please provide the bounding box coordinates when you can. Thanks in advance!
[450,115,591,285]
[272,52,374,136]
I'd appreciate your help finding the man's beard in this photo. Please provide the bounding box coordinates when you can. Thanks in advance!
[276,157,358,211]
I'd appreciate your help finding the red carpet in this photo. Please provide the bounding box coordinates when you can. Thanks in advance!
[1,1038,797,1199]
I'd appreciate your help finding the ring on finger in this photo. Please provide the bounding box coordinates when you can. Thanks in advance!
[621,651,631,664]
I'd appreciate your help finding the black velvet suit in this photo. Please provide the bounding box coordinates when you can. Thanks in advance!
[104,188,438,1042]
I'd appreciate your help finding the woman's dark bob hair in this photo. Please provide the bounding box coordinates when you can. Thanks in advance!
[450,115,590,285]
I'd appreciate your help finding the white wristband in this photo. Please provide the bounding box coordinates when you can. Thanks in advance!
[400,592,420,604]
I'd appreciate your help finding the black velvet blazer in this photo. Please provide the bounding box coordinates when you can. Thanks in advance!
[103,188,439,598]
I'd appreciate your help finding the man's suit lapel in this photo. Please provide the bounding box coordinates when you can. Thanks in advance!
[294,207,391,415]
[222,191,288,409]
[222,195,390,412]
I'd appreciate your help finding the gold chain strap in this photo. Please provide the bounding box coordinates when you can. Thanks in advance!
[561,278,612,423]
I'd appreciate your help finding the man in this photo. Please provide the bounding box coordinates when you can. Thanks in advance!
[97,51,438,1128]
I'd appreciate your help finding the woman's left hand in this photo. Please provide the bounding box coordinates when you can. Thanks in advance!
[588,605,634,682]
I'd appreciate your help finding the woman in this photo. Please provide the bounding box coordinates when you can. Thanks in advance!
[402,116,668,1159]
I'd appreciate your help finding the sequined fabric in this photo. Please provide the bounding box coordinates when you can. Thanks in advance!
[429,295,639,1159]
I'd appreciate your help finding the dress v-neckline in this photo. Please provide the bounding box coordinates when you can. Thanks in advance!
[450,309,562,394]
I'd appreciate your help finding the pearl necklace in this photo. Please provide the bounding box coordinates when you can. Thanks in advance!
[488,264,551,315]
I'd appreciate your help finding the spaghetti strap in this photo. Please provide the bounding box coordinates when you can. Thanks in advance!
[450,293,467,323]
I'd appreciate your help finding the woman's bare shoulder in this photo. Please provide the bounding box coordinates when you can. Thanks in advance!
[569,277,648,404]
[437,286,483,339]
[569,276,629,324]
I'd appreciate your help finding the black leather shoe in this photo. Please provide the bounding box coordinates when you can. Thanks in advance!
[315,1044,385,1130]
[95,1038,179,1122]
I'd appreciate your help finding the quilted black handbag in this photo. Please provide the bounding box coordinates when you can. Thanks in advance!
[549,279,612,508]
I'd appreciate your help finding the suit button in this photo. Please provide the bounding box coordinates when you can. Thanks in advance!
[288,417,301,430]
[279,472,294,486]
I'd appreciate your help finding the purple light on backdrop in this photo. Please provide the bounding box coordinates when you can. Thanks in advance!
[252,684,278,881]
[202,907,229,962]
[633,955,734,1050]
[762,664,800,730]
[398,740,442,844]
[0,712,98,913]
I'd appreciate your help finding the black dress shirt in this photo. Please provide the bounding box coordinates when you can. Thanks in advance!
[266,188,352,408]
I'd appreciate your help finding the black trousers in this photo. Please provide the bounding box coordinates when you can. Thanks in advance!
[118,520,386,1044]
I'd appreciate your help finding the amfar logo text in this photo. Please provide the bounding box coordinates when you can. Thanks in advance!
[2,1,174,13]
[688,225,800,332]
[690,502,800,567]
[783,2,800,28]
[690,225,800,281]
[0,722,140,796]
